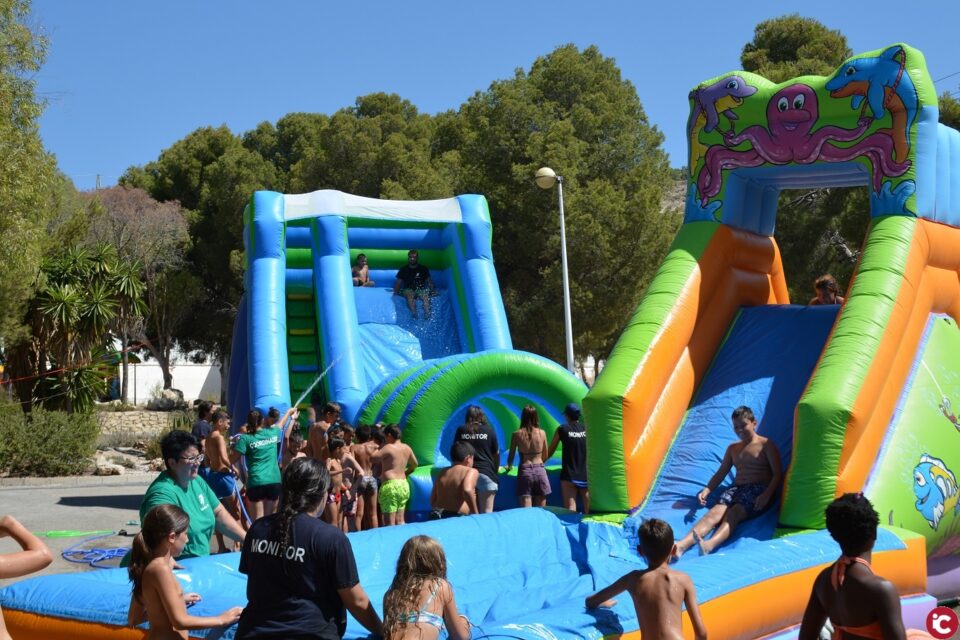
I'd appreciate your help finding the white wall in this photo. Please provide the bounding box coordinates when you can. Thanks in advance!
[120,362,221,405]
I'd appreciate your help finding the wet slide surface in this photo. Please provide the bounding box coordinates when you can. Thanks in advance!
[353,287,461,389]
[631,304,839,549]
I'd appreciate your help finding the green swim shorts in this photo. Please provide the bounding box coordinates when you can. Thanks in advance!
[379,478,410,514]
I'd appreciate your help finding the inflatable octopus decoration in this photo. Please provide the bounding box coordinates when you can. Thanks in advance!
[696,84,910,205]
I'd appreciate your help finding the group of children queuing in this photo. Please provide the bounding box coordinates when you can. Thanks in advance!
[188,400,418,540]
[192,397,593,543]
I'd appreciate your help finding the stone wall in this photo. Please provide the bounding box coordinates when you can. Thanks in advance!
[96,410,182,445]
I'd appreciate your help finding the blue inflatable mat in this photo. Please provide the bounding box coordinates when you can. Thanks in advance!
[0,509,907,639]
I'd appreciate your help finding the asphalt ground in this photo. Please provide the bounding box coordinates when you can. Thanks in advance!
[0,473,154,587]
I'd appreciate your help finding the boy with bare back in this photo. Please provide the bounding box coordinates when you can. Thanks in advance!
[306,402,341,461]
[430,441,479,519]
[373,424,418,526]
[586,519,707,640]
[203,410,242,552]
[674,406,782,557]
[351,424,380,530]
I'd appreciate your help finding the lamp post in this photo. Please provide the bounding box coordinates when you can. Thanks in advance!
[535,167,575,374]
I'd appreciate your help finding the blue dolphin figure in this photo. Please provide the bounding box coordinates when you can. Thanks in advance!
[825,45,918,163]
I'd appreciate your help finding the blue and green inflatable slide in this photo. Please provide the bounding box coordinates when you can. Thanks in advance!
[226,189,586,511]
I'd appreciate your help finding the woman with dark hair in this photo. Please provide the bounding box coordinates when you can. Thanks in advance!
[810,274,845,306]
[232,408,292,522]
[505,405,550,508]
[453,405,500,513]
[137,430,245,562]
[236,458,383,639]
[547,403,589,513]
[798,493,933,639]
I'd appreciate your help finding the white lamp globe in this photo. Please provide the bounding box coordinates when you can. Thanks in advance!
[535,167,558,189]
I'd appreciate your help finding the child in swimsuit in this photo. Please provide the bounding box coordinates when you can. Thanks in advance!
[506,405,551,508]
[798,493,934,640]
[587,519,707,640]
[674,406,782,557]
[127,504,243,638]
[382,535,471,640]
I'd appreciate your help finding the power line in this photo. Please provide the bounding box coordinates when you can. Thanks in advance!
[934,71,960,83]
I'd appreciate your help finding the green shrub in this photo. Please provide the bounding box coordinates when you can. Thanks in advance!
[144,409,195,461]
[0,407,100,476]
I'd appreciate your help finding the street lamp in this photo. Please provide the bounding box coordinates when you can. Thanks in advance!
[535,167,575,374]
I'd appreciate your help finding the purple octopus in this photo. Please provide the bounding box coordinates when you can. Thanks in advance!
[696,84,910,204]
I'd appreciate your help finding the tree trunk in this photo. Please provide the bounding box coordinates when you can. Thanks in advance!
[219,354,229,406]
[137,336,174,390]
[161,358,173,390]
[120,333,129,404]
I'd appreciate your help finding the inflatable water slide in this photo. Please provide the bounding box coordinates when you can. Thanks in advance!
[226,189,587,511]
[1,43,957,640]
[583,42,960,635]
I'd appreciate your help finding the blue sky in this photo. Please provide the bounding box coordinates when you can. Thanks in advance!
[33,1,960,192]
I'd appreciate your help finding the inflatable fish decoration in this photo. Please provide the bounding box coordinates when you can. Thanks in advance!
[914,454,959,530]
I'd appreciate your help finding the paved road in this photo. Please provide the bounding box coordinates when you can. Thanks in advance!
[0,474,154,587]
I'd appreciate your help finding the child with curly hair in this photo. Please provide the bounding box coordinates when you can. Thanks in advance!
[798,493,933,640]
[383,535,471,640]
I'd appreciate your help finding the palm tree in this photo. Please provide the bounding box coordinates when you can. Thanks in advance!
[111,259,147,404]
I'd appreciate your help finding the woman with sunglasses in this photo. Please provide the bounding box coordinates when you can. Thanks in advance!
[138,430,246,561]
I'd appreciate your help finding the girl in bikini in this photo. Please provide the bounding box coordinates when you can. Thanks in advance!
[127,504,243,638]
[383,535,471,640]
[798,493,933,640]
[505,405,551,508]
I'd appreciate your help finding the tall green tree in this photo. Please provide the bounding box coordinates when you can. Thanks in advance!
[0,0,56,346]
[742,14,851,82]
[242,112,329,192]
[941,92,960,130]
[287,93,454,199]
[455,44,677,363]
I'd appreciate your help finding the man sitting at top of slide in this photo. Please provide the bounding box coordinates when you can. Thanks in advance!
[392,249,437,319]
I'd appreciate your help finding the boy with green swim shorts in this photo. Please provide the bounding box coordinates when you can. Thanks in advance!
[372,424,418,526]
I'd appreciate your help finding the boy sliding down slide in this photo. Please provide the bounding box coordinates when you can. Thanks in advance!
[674,406,782,558]
[586,519,707,640]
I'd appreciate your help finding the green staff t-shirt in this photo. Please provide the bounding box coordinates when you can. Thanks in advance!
[140,472,219,559]
[235,427,282,488]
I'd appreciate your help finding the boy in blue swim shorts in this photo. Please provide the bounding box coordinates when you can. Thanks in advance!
[674,406,782,558]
